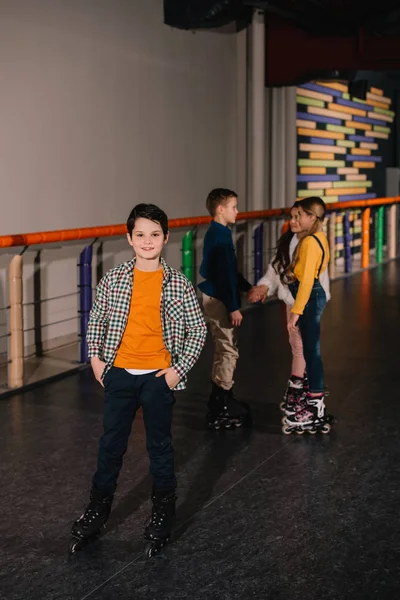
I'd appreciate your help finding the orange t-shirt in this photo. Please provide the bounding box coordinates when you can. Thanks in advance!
[114,268,171,370]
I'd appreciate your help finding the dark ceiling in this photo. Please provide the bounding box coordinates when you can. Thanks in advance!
[164,1,400,85]
[246,0,400,85]
[246,1,400,36]
[165,1,400,37]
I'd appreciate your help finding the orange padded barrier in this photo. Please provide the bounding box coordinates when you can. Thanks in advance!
[0,198,400,249]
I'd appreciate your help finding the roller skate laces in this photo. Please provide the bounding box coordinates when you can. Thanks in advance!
[280,375,307,415]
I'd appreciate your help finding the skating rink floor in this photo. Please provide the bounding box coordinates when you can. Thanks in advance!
[1,261,400,600]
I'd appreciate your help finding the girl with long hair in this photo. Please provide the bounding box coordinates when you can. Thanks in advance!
[282,196,331,434]
[249,201,330,421]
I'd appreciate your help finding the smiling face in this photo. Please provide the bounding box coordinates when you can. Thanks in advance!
[127,217,168,262]
[297,205,319,234]
[289,207,301,233]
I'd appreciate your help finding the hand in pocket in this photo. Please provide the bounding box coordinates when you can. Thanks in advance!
[156,368,180,390]
[91,357,107,387]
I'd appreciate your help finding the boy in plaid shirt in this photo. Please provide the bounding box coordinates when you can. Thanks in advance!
[70,204,206,557]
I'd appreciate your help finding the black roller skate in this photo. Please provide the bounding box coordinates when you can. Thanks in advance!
[282,393,331,435]
[69,488,113,555]
[206,383,252,431]
[144,489,176,558]
[280,375,307,416]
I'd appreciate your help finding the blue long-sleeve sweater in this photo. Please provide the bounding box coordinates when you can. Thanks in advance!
[198,220,251,312]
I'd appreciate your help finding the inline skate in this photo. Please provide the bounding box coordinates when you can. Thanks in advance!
[280,375,307,416]
[282,392,331,435]
[69,488,113,554]
[144,489,176,558]
[206,383,252,431]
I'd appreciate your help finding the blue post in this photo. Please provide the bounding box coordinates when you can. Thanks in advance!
[343,211,352,274]
[254,223,264,284]
[78,245,93,363]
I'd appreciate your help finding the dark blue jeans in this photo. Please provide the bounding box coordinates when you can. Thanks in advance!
[289,280,327,393]
[92,367,176,495]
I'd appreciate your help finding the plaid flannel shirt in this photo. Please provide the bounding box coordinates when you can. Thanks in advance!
[86,257,207,390]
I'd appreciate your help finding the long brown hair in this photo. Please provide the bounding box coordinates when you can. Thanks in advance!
[272,201,299,279]
[283,196,327,284]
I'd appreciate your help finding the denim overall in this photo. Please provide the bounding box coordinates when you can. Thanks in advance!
[289,235,327,393]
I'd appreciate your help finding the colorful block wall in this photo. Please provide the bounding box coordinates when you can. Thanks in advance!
[296,81,395,258]
[296,81,395,204]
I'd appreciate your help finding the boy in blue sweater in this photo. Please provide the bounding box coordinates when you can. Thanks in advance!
[199,188,252,430]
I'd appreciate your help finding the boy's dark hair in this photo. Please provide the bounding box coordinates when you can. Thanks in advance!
[206,188,238,217]
[127,204,169,238]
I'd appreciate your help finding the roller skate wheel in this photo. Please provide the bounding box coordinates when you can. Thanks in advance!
[308,428,317,435]
[279,402,286,411]
[145,537,169,559]
[321,423,331,434]
[145,542,158,559]
[296,429,305,435]
[68,538,82,555]
[282,425,292,435]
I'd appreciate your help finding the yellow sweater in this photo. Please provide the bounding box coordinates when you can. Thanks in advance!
[291,232,330,315]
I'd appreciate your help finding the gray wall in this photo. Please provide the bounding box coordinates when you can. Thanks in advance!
[0,0,238,234]
[0,0,240,356]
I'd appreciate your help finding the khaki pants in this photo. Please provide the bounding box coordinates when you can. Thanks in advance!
[202,293,239,390]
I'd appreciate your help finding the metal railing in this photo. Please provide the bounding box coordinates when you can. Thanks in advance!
[1,196,399,390]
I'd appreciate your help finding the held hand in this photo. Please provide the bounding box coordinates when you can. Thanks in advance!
[230,310,243,327]
[156,368,180,390]
[287,312,300,333]
[247,287,259,303]
[248,285,268,303]
[91,357,107,387]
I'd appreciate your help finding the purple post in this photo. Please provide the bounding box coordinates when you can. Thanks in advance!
[343,212,352,274]
[78,245,93,363]
[254,223,264,284]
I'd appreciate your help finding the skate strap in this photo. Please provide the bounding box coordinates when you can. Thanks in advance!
[311,235,325,279]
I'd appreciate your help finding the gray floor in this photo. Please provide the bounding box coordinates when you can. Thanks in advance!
[1,261,399,600]
[0,341,81,394]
